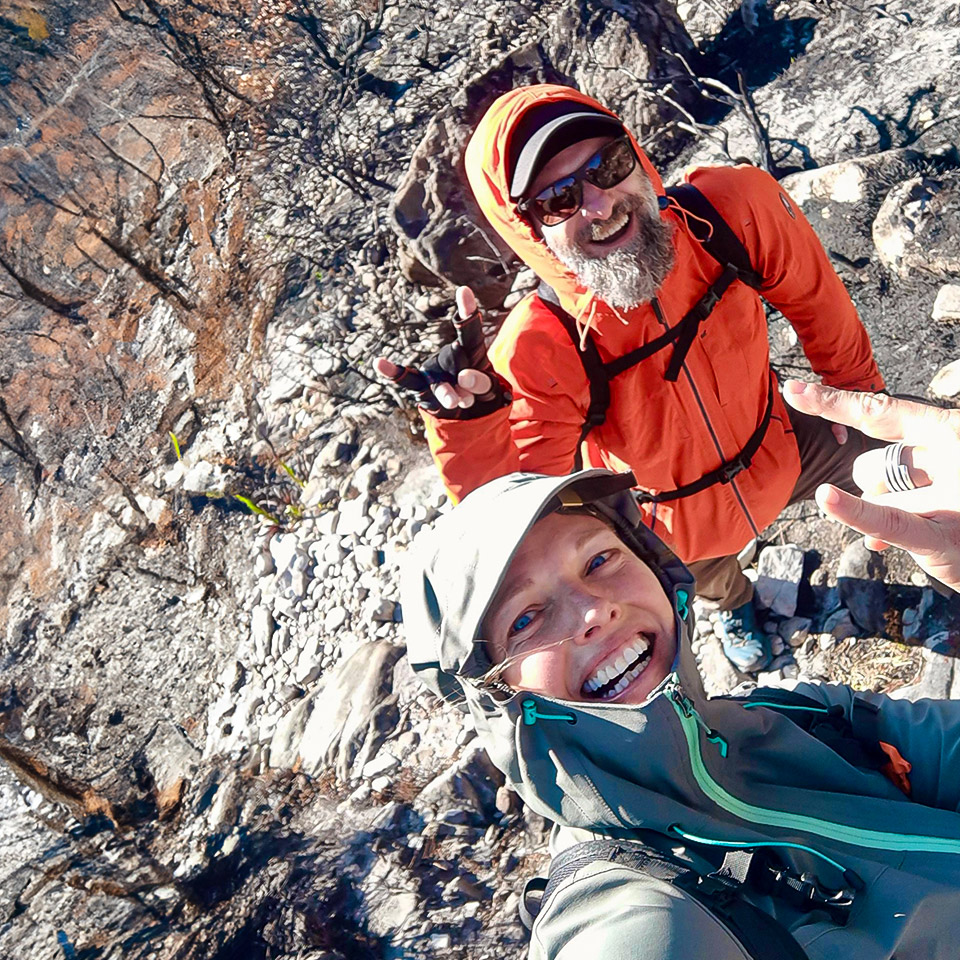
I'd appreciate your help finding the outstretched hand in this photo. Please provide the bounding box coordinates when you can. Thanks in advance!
[374,286,508,418]
[783,380,960,592]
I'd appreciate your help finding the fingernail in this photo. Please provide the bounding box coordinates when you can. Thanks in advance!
[783,379,807,395]
[818,485,840,507]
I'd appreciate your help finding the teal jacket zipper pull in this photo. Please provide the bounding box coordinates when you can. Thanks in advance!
[670,688,728,758]
[522,698,577,726]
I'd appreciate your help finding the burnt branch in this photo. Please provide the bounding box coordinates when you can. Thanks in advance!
[0,253,84,320]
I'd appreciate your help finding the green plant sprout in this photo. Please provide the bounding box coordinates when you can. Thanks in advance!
[231,494,283,526]
[169,431,183,461]
[277,457,305,489]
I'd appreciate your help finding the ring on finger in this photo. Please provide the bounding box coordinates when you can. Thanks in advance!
[883,441,917,493]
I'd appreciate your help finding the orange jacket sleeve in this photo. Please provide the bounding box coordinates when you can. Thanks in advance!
[422,300,589,503]
[689,165,885,393]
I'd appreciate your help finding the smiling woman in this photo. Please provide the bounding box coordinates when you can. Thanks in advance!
[402,468,960,960]
[481,509,676,703]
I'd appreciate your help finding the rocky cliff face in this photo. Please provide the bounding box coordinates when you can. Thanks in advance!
[1,0,959,957]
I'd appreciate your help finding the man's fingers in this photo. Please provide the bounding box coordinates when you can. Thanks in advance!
[432,382,461,410]
[851,443,934,496]
[456,285,477,320]
[782,380,955,444]
[458,368,492,394]
[374,356,430,393]
[815,483,942,556]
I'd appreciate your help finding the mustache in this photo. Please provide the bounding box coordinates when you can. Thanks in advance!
[573,198,644,245]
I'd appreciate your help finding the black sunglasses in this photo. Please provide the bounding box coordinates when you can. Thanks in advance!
[518,136,637,227]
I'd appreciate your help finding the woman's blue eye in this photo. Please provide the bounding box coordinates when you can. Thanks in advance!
[511,612,534,634]
[587,553,608,572]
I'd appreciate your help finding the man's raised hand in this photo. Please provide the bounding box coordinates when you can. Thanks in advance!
[783,380,960,592]
[373,286,510,418]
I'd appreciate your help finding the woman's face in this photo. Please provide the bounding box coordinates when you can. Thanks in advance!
[483,512,677,703]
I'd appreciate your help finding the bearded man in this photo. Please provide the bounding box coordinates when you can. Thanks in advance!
[376,85,886,672]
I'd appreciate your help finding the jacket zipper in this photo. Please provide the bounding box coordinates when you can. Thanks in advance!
[651,297,760,539]
[667,684,960,855]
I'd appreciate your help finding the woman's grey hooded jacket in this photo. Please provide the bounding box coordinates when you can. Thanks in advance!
[402,470,960,960]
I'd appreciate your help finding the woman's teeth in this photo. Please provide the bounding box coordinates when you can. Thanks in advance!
[591,210,630,243]
[582,635,653,698]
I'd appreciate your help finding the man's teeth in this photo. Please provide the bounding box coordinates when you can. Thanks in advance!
[591,210,629,242]
[583,637,651,694]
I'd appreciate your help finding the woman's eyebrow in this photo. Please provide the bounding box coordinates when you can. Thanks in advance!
[491,577,535,618]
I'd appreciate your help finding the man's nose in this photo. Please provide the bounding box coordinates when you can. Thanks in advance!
[579,181,616,221]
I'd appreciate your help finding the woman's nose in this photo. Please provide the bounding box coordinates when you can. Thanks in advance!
[575,591,620,641]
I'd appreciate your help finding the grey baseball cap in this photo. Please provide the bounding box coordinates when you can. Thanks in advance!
[508,100,623,200]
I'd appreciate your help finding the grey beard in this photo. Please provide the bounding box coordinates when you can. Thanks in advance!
[555,203,676,309]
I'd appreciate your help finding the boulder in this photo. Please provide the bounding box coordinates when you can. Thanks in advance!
[873,171,960,280]
[837,540,888,636]
[269,641,404,780]
[755,544,805,617]
[932,285,960,322]
[930,358,960,398]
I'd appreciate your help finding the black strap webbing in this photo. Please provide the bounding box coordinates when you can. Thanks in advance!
[667,182,763,289]
[632,374,775,505]
[522,838,813,959]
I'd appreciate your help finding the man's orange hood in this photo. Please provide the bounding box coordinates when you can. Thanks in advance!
[464,85,666,320]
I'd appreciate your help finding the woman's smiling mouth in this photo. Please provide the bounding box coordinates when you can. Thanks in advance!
[581,632,656,700]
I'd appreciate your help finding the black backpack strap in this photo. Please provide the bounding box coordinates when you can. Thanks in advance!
[665,183,764,289]
[738,689,891,773]
[536,282,609,471]
[522,838,817,959]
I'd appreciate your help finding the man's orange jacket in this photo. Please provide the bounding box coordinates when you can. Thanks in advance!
[422,85,884,563]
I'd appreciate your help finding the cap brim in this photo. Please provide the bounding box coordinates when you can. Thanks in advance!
[509,111,623,200]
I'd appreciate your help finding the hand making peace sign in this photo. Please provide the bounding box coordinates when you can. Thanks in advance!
[373,286,511,418]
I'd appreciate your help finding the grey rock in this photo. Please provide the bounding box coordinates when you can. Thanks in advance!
[755,544,804,617]
[324,606,349,632]
[416,740,505,821]
[933,284,960,322]
[254,551,274,577]
[889,650,955,702]
[336,495,373,537]
[251,605,274,651]
[837,540,887,635]
[757,669,784,687]
[142,721,200,814]
[873,172,960,279]
[698,634,741,696]
[779,616,811,647]
[362,751,400,779]
[824,608,859,640]
[368,598,398,622]
[270,640,403,780]
[930,358,960,399]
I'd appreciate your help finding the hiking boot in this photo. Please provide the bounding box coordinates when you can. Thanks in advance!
[716,600,770,673]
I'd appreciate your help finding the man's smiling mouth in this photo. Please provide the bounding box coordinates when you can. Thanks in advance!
[589,209,631,246]
[582,632,655,700]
